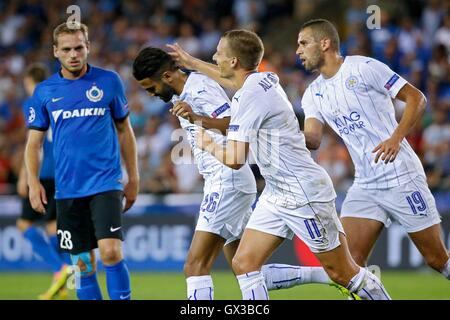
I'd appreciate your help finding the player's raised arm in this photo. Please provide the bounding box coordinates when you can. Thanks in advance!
[25,129,47,214]
[303,118,324,150]
[372,83,426,164]
[115,117,139,212]
[167,43,236,90]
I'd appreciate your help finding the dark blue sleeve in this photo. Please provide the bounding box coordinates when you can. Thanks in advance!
[110,72,129,121]
[26,86,50,131]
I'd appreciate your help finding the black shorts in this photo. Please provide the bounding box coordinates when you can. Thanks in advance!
[56,190,124,254]
[21,179,56,222]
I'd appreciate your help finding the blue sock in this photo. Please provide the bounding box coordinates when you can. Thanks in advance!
[104,260,131,300]
[77,273,103,300]
[49,234,71,265]
[23,226,63,272]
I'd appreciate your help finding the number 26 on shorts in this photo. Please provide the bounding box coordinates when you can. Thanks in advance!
[200,192,220,213]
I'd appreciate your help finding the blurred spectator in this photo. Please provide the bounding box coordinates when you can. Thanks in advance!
[0,135,12,193]
[423,107,450,167]
[423,106,450,191]
[434,10,450,53]
[345,0,366,26]
[144,150,180,195]
[233,0,266,28]
[369,9,397,61]
[421,0,445,49]
[343,22,371,56]
[199,18,221,59]
[398,17,422,56]
[175,21,201,56]
[316,130,353,192]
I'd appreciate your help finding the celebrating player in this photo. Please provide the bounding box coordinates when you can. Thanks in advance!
[133,47,333,300]
[168,30,391,300]
[297,19,449,280]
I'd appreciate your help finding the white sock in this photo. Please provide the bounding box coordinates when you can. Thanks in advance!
[186,275,214,300]
[346,267,391,300]
[441,258,450,280]
[261,264,331,290]
[236,271,269,300]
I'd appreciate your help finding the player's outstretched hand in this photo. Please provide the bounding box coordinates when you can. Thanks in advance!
[372,135,402,164]
[123,180,139,213]
[166,43,195,69]
[196,128,214,152]
[28,182,47,214]
[170,101,197,123]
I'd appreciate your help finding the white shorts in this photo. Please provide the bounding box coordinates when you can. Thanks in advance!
[245,196,345,253]
[341,175,442,233]
[195,187,255,246]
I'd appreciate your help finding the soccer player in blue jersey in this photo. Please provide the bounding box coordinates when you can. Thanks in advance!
[16,63,70,300]
[24,22,139,300]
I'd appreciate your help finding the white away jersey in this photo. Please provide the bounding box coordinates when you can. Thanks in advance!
[227,72,336,208]
[171,72,256,193]
[301,55,426,189]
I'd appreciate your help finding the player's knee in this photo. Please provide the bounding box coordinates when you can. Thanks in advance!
[71,252,96,276]
[183,256,211,276]
[232,254,257,275]
[99,246,122,266]
[424,254,447,272]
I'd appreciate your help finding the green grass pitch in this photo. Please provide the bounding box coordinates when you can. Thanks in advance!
[0,271,448,300]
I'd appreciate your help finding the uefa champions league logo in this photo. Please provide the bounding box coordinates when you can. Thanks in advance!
[86,84,104,102]
[28,107,36,123]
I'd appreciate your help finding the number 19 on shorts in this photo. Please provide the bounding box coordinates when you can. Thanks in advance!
[406,191,427,216]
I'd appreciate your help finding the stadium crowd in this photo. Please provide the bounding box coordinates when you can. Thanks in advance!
[0,0,449,195]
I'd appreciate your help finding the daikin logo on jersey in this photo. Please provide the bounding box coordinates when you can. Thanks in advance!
[51,107,106,123]
[332,111,365,135]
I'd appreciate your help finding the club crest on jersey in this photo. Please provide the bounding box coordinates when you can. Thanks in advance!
[86,84,103,102]
[345,76,359,90]
[28,107,36,123]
